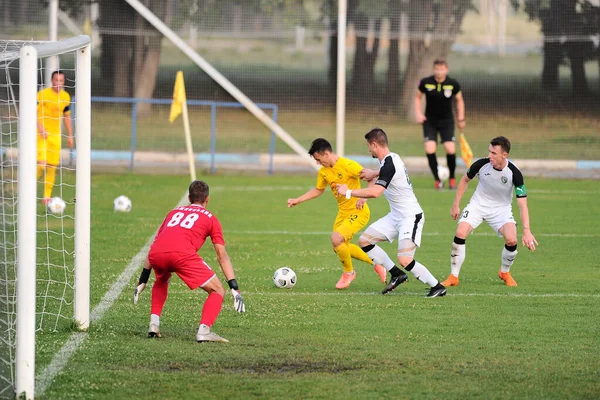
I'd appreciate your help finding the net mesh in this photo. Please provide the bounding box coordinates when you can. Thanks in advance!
[4,1,596,171]
[0,39,78,398]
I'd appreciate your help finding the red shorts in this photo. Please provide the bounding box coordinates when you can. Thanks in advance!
[148,251,216,290]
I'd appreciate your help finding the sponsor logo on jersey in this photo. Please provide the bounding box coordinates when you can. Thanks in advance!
[338,173,343,179]
[501,176,508,184]
[376,179,388,187]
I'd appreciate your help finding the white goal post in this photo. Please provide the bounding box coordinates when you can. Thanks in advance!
[15,35,91,400]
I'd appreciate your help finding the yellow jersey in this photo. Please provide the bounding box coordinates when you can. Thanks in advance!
[316,157,367,214]
[37,87,71,138]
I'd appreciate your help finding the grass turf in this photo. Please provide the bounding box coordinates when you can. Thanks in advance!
[33,172,600,399]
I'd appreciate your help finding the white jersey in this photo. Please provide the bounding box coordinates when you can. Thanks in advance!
[467,158,527,208]
[375,152,423,219]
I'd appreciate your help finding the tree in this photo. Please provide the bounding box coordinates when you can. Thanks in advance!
[512,0,599,95]
[400,0,473,120]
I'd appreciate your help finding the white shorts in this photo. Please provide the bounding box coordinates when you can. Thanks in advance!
[459,202,515,236]
[363,212,425,248]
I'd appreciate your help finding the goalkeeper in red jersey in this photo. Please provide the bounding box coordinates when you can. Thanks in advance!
[134,180,245,343]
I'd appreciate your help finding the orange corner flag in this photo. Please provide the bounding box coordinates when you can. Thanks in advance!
[169,71,187,123]
[459,132,474,167]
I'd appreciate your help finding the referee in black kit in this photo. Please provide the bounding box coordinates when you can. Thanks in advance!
[414,59,465,190]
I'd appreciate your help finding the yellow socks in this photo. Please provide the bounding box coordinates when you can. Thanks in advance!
[43,165,56,199]
[334,243,353,273]
[349,244,373,265]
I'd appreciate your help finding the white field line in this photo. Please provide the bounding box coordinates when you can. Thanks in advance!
[35,192,188,397]
[226,230,599,238]
[245,291,600,298]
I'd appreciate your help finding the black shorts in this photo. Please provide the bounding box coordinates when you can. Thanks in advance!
[422,118,455,143]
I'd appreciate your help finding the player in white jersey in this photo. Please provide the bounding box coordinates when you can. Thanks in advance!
[441,136,538,288]
[337,128,447,298]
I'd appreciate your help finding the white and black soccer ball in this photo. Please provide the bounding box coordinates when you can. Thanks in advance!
[273,267,297,289]
[437,165,450,182]
[47,197,66,214]
[113,195,132,212]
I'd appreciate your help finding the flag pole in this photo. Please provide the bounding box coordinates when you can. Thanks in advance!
[169,71,196,181]
[181,97,196,181]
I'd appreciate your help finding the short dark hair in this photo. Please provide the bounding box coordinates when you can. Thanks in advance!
[364,128,388,147]
[308,138,333,156]
[490,136,511,154]
[433,59,448,68]
[189,180,210,203]
[51,70,65,79]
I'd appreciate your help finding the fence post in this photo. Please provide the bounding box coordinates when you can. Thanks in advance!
[210,104,217,174]
[130,102,138,170]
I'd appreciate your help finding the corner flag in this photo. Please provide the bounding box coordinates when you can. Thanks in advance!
[459,132,474,167]
[169,71,186,123]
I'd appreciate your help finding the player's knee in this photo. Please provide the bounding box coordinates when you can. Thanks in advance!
[358,235,371,248]
[505,242,517,250]
[331,232,345,247]
[397,256,414,269]
[204,277,225,297]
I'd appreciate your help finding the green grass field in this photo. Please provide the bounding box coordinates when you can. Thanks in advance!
[32,172,599,399]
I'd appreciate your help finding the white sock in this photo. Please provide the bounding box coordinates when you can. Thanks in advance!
[150,314,160,326]
[198,323,210,335]
[364,245,396,270]
[501,247,518,273]
[408,261,439,287]
[450,242,466,277]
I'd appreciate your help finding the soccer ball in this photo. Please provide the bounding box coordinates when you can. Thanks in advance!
[437,165,450,182]
[113,195,132,212]
[273,267,297,289]
[47,197,66,214]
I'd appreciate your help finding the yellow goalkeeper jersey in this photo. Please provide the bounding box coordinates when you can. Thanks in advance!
[37,87,71,137]
[316,157,367,214]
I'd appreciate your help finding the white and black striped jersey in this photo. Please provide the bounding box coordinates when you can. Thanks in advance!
[375,152,423,219]
[467,158,527,208]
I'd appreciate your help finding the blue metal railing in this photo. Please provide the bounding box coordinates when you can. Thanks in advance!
[90,97,279,173]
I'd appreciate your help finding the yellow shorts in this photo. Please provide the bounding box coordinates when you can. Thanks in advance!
[333,207,370,242]
[37,135,61,166]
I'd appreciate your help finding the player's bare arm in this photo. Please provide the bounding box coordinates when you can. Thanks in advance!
[287,187,324,208]
[516,197,538,252]
[359,168,379,181]
[414,90,426,123]
[214,243,246,313]
[336,183,385,199]
[64,111,74,148]
[133,258,152,304]
[451,174,471,220]
[456,92,466,130]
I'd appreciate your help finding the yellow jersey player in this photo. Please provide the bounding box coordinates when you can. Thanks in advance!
[287,138,386,289]
[37,70,74,204]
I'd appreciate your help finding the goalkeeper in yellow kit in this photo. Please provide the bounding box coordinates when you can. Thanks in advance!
[37,70,74,203]
[287,138,386,289]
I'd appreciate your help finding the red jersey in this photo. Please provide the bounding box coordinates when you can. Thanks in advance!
[150,204,224,255]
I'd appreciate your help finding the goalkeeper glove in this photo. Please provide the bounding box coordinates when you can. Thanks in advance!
[134,267,151,305]
[228,279,245,313]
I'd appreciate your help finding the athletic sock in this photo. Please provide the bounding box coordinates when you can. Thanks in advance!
[349,243,374,265]
[361,244,395,270]
[427,153,439,180]
[405,260,439,287]
[389,266,407,278]
[151,279,169,316]
[450,236,466,277]
[199,292,224,327]
[150,313,160,326]
[334,243,353,273]
[43,165,56,199]
[501,244,518,273]
[446,153,456,179]
[37,165,45,180]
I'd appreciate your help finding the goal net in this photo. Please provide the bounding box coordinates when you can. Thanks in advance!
[0,36,90,400]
